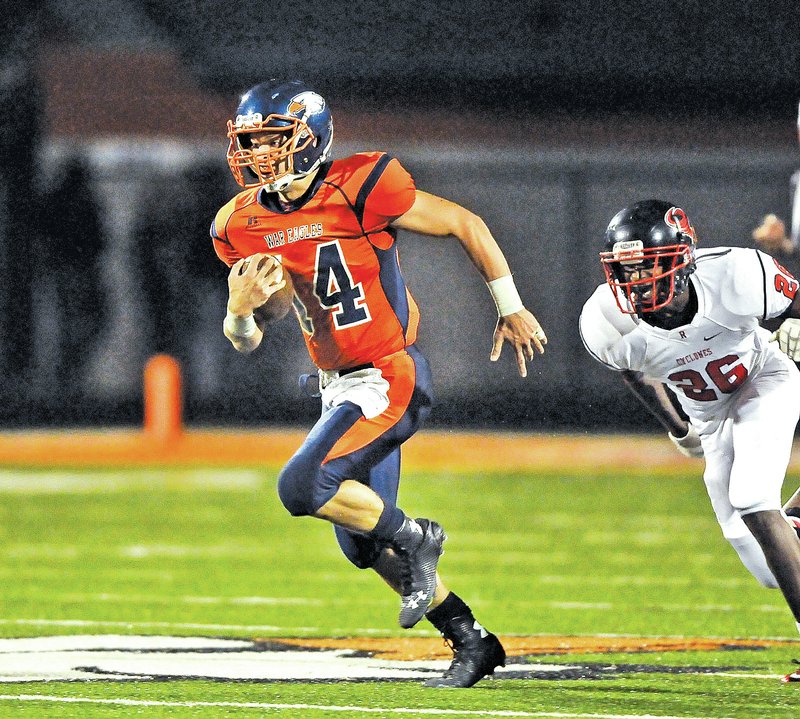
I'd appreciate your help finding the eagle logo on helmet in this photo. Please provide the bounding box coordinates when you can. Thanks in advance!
[664,207,696,243]
[287,92,326,120]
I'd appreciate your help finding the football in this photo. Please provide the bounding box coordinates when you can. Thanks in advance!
[241,253,294,323]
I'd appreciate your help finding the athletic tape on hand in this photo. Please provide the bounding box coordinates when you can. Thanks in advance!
[487,276,524,317]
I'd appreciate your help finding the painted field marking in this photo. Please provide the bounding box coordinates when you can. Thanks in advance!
[0,634,794,685]
[0,695,739,718]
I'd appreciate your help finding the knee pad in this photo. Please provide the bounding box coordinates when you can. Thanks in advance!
[277,402,365,517]
[277,403,362,516]
[276,453,318,517]
[728,483,781,517]
[277,453,347,517]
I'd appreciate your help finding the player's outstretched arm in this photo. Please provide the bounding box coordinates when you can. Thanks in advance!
[224,254,285,354]
[391,190,546,377]
[621,370,703,458]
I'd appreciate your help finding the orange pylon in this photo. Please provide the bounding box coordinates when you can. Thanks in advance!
[143,354,183,440]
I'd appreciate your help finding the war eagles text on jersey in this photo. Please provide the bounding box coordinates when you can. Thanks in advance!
[264,223,324,249]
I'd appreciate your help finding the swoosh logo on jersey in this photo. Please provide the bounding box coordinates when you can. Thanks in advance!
[703,332,722,341]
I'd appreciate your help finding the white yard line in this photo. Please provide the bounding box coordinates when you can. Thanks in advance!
[0,695,739,719]
[55,593,325,606]
[2,619,798,641]
[709,672,786,680]
[537,576,750,588]
[0,470,262,492]
[0,619,295,632]
[546,601,786,613]
[0,619,434,636]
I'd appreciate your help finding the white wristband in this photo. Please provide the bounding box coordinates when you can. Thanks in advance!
[224,310,257,338]
[487,275,524,317]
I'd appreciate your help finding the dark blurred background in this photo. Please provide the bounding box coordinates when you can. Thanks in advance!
[2,0,799,431]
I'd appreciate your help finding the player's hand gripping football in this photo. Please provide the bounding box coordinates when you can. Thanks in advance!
[771,318,800,361]
[227,253,286,316]
[490,309,547,378]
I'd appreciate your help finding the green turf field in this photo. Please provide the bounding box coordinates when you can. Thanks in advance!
[1,463,799,717]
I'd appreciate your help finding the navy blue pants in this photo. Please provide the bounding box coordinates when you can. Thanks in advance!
[276,345,433,568]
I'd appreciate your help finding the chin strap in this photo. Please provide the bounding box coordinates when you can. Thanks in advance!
[266,174,302,193]
[265,164,320,193]
[265,136,332,193]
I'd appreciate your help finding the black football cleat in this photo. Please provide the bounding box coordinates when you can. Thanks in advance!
[425,624,506,688]
[392,518,446,629]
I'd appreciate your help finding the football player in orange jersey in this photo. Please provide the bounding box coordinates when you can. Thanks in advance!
[211,79,547,688]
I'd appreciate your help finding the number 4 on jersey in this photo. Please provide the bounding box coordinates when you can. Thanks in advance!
[313,241,371,329]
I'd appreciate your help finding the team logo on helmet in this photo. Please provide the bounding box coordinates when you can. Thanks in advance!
[287,92,326,119]
[664,207,696,242]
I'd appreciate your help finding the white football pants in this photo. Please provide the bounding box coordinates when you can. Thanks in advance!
[694,348,800,587]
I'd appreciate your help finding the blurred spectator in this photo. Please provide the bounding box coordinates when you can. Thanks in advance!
[132,161,232,395]
[39,157,108,396]
[0,2,42,387]
[752,101,800,278]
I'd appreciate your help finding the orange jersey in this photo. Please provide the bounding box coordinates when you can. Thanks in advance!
[212,152,420,370]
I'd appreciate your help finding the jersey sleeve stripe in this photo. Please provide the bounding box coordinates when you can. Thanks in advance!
[373,236,410,336]
[210,219,232,247]
[353,153,393,226]
[405,289,420,345]
[755,248,768,320]
[212,200,239,247]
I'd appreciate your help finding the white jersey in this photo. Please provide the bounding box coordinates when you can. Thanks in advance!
[580,247,798,422]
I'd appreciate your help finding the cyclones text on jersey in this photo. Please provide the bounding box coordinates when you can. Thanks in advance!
[675,347,713,367]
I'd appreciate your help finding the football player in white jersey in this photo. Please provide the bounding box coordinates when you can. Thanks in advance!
[580,199,800,681]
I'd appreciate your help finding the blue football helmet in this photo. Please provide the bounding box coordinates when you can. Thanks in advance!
[226,79,334,191]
